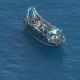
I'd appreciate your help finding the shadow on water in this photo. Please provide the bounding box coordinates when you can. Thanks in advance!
[23,28,65,62]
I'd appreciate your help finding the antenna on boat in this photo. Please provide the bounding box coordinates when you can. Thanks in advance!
[27,7,31,18]
[33,7,39,16]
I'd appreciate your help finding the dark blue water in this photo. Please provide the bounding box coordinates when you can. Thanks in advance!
[0,0,80,80]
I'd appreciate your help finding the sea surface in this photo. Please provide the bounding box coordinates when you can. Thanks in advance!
[0,0,80,80]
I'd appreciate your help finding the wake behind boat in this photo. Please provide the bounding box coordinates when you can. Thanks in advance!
[24,6,65,46]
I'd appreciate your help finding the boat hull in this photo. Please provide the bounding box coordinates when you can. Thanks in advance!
[25,25,62,46]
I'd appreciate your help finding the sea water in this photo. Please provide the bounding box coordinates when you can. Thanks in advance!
[0,0,80,80]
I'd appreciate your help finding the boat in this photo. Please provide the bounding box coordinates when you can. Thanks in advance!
[24,6,65,46]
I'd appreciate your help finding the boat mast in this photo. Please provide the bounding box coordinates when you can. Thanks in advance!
[27,6,39,19]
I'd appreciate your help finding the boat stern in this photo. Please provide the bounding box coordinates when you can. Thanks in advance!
[47,28,65,46]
